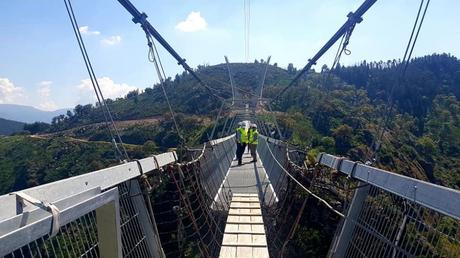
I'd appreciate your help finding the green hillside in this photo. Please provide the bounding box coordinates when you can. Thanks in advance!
[0,117,24,135]
[0,135,148,194]
[1,53,459,193]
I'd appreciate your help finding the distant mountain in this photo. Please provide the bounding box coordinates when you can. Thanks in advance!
[0,104,69,123]
[0,118,24,135]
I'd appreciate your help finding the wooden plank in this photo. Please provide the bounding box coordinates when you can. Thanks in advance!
[237,246,253,258]
[228,209,262,216]
[219,246,236,258]
[220,191,269,258]
[231,197,260,203]
[230,202,260,209]
[233,193,259,197]
[253,247,270,258]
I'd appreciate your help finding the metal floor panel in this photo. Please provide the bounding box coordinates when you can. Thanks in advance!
[224,152,274,199]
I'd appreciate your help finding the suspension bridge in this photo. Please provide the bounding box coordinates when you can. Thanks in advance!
[1,0,459,257]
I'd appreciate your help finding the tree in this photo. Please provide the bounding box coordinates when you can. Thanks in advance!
[416,136,436,156]
[24,122,51,134]
[287,63,296,74]
[126,89,139,99]
[319,137,335,153]
[143,140,157,153]
[332,125,353,154]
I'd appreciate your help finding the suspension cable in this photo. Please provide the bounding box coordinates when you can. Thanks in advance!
[145,33,186,145]
[331,20,356,71]
[368,0,430,163]
[63,0,129,161]
[263,139,345,218]
[259,56,271,102]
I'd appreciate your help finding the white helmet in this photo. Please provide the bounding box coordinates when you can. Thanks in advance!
[252,124,257,128]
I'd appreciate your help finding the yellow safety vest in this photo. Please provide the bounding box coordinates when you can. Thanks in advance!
[248,129,258,144]
[237,127,249,144]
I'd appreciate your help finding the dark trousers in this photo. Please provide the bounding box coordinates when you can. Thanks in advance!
[236,143,247,165]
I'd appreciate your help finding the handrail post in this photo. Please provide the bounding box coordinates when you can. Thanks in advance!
[329,182,370,258]
[96,197,122,258]
[128,179,166,258]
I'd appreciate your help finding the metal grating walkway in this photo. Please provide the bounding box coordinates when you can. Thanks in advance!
[214,151,276,207]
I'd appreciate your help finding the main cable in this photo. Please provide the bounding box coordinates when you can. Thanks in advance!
[367,0,430,163]
[63,0,129,161]
[145,33,186,145]
[263,139,345,218]
[271,0,377,103]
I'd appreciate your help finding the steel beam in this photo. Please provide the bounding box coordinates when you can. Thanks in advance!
[0,152,177,221]
[317,153,460,220]
[273,0,377,101]
[116,0,217,98]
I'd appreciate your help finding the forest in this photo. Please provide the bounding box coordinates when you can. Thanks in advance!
[1,53,459,193]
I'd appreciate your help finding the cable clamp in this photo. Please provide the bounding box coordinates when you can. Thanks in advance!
[177,58,186,66]
[347,12,363,23]
[348,162,359,179]
[172,152,178,162]
[152,155,160,171]
[317,152,325,165]
[336,157,345,172]
[132,12,148,25]
[11,192,61,237]
[134,159,145,175]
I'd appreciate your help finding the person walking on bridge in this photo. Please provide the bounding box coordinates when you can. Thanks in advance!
[248,123,258,162]
[235,122,248,166]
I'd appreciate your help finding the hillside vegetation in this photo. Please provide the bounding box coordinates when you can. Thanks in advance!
[0,118,24,135]
[1,53,459,194]
[267,54,460,189]
[0,135,148,194]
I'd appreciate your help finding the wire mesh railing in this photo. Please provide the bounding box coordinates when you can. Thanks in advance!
[2,132,459,258]
[340,184,460,258]
[0,153,176,258]
[318,153,460,258]
[3,211,100,258]
[140,135,235,258]
[0,133,235,258]
[257,135,345,257]
[257,136,289,207]
[256,136,460,258]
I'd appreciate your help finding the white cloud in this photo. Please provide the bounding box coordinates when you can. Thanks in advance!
[77,77,137,101]
[37,81,52,97]
[101,35,122,46]
[79,26,101,36]
[35,81,58,111]
[39,101,58,111]
[0,77,25,104]
[175,11,207,32]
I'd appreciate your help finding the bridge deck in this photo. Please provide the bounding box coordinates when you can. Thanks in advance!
[218,152,272,258]
[215,151,276,203]
[219,193,269,258]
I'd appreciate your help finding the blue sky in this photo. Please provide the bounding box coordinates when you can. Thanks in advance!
[0,0,458,111]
